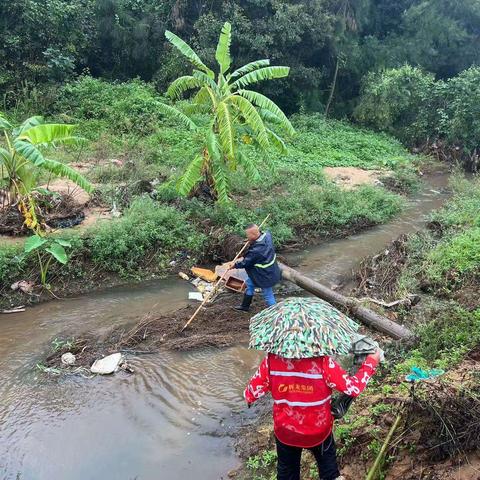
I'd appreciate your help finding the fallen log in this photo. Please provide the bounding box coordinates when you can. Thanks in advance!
[279,263,413,340]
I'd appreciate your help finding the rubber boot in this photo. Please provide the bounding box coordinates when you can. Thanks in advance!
[233,294,253,312]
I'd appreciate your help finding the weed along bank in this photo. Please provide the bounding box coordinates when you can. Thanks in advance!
[1,8,480,480]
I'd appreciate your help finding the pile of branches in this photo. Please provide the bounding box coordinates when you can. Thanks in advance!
[0,191,85,235]
[411,381,480,461]
[356,234,409,301]
[418,139,479,173]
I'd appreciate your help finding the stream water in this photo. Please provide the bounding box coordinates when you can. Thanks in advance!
[0,172,450,480]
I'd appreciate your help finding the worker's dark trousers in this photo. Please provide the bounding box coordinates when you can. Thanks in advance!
[276,434,340,480]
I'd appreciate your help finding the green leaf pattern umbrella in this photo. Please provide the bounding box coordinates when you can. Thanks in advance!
[249,297,360,358]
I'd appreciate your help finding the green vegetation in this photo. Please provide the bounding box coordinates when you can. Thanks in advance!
[402,176,480,293]
[0,77,411,300]
[159,22,293,202]
[0,113,92,231]
[2,0,480,118]
[246,449,277,480]
[23,234,72,287]
[355,65,480,168]
[87,198,206,276]
[386,176,480,370]
[427,228,480,283]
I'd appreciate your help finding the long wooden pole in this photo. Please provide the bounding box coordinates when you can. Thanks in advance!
[181,214,270,332]
[279,263,412,340]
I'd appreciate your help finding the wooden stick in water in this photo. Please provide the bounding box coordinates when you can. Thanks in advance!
[181,214,270,332]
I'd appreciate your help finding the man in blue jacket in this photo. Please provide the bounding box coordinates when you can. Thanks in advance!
[229,224,281,312]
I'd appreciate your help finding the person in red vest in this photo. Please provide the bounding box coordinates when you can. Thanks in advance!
[244,349,382,480]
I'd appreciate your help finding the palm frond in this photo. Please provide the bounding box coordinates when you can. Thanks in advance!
[258,109,283,125]
[182,102,212,115]
[229,95,270,149]
[217,102,235,160]
[167,76,203,99]
[13,116,44,136]
[229,59,270,80]
[238,90,295,135]
[157,103,198,130]
[13,140,45,166]
[0,147,11,166]
[165,30,213,77]
[193,87,215,106]
[206,129,221,163]
[0,112,12,131]
[18,124,84,147]
[177,155,204,196]
[42,158,94,193]
[215,22,232,74]
[238,150,261,182]
[230,66,290,90]
[210,151,230,204]
[267,128,288,153]
[192,70,220,97]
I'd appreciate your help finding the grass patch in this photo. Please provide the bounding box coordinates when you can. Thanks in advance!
[414,305,480,369]
[86,198,206,276]
[426,227,480,282]
[0,244,23,285]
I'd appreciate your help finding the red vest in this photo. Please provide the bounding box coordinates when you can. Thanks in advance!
[244,353,378,448]
[269,355,334,448]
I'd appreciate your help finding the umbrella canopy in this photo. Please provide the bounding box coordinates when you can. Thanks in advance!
[249,297,359,358]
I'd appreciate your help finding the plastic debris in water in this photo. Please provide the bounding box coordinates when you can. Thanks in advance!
[178,272,190,281]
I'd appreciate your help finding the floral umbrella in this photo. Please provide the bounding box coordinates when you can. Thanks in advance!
[249,297,359,358]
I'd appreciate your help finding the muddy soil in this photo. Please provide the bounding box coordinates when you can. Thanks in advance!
[323,166,390,190]
[0,191,86,235]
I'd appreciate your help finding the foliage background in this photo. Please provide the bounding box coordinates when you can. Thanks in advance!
[2,0,480,115]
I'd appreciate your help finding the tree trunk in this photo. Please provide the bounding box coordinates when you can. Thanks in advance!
[324,55,340,118]
[279,263,413,340]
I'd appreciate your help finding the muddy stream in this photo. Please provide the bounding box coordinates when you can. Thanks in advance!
[0,173,450,479]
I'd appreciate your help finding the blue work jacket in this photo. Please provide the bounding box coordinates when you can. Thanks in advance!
[235,231,281,288]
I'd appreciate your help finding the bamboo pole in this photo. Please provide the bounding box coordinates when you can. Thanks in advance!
[365,413,403,480]
[279,263,412,340]
[181,214,270,332]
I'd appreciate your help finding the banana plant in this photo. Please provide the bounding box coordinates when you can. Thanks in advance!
[160,22,294,203]
[0,113,93,232]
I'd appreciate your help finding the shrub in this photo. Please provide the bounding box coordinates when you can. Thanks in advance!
[355,65,480,158]
[0,244,24,286]
[438,67,480,152]
[354,65,436,144]
[415,306,480,366]
[54,76,167,136]
[87,198,206,275]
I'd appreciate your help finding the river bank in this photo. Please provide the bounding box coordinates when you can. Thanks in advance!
[0,163,440,312]
[233,174,480,480]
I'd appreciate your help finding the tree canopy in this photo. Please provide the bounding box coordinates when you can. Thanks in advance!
[2,0,480,115]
